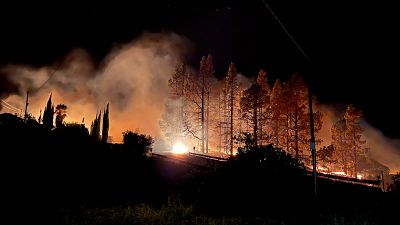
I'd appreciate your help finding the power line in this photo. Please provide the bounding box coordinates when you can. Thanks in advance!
[260,0,316,198]
[33,0,107,94]
[34,60,65,93]
[261,0,312,64]
[0,103,19,112]
[1,99,21,111]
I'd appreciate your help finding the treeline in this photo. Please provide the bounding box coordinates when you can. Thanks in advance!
[161,54,389,178]
[0,110,157,225]
[38,93,111,143]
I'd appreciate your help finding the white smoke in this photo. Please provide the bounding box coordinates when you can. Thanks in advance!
[1,32,191,142]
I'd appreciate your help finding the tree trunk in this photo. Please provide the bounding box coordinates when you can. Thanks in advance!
[206,92,209,154]
[286,114,290,152]
[230,85,234,156]
[254,105,258,146]
[201,72,205,153]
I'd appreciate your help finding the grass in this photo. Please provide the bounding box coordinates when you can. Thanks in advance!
[61,197,285,225]
[61,200,382,225]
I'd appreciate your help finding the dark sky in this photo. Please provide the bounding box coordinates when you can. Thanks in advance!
[0,0,399,138]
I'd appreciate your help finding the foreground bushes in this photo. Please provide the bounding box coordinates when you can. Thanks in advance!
[62,198,283,225]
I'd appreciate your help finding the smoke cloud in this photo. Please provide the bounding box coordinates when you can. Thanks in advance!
[317,104,400,173]
[362,122,400,173]
[1,31,399,173]
[0,32,191,142]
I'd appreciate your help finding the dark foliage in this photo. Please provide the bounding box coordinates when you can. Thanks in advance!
[90,112,101,142]
[0,113,160,225]
[197,144,308,220]
[42,94,54,129]
[122,130,154,156]
[1,112,399,225]
[101,103,109,144]
[388,172,400,195]
[55,104,67,128]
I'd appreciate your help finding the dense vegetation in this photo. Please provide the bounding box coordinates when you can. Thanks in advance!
[1,113,399,224]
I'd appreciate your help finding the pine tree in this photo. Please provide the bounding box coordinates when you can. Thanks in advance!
[277,73,323,159]
[240,70,269,146]
[184,55,214,153]
[160,62,188,147]
[225,62,238,155]
[331,105,366,177]
[255,69,271,145]
[43,93,54,129]
[169,63,187,97]
[270,79,283,147]
[102,103,110,144]
[332,119,350,174]
[344,104,366,177]
[287,73,309,158]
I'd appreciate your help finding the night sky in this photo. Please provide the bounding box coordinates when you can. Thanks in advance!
[0,0,399,139]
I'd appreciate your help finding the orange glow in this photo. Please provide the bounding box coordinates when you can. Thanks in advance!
[331,171,347,176]
[172,142,188,154]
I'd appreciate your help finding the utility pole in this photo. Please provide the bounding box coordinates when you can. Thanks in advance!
[261,0,315,197]
[24,90,29,121]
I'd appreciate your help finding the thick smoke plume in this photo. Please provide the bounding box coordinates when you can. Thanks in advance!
[0,32,191,142]
[317,104,400,173]
[1,32,399,173]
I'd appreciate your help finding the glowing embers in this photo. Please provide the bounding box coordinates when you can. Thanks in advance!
[172,142,188,154]
[331,171,347,176]
[330,171,363,179]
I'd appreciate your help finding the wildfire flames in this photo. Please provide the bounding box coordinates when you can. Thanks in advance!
[321,171,363,180]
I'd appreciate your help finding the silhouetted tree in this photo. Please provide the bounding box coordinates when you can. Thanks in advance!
[317,144,337,170]
[0,113,24,128]
[66,122,90,137]
[90,112,101,141]
[55,104,67,128]
[240,70,269,146]
[388,172,400,195]
[102,103,109,143]
[199,144,306,216]
[122,130,154,156]
[42,93,54,129]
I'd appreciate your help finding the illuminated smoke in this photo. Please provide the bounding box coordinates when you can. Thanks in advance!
[317,104,400,173]
[362,122,400,173]
[1,31,398,172]
[0,32,191,142]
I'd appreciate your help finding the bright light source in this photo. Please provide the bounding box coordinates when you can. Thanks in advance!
[172,142,188,154]
[331,171,347,176]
